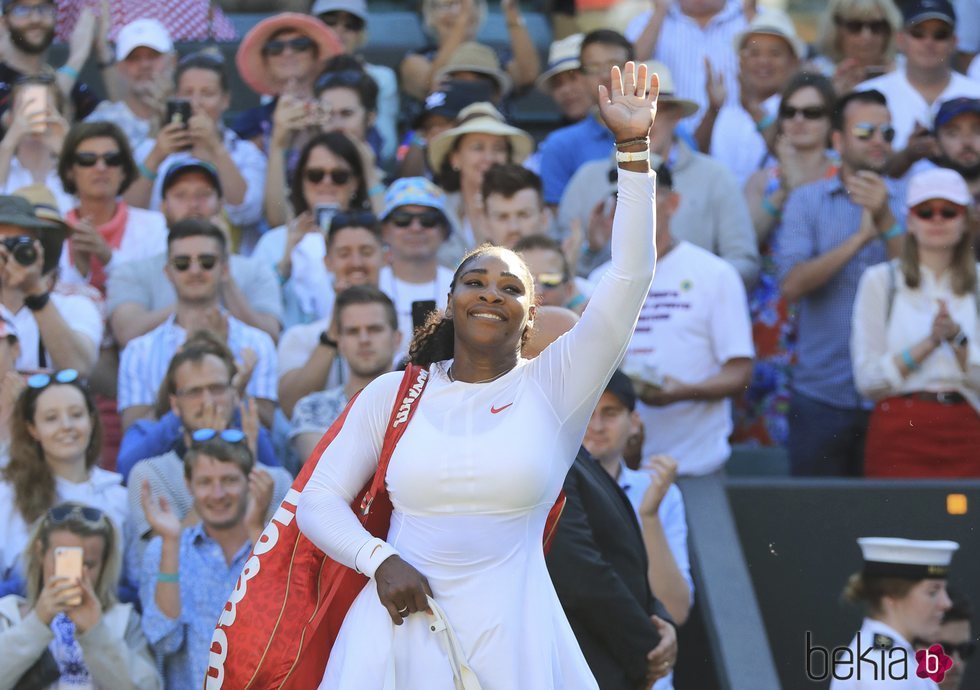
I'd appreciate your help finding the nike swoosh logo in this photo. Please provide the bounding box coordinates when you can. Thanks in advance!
[490,403,514,414]
[370,545,382,558]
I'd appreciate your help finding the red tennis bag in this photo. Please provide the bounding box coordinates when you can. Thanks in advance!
[205,365,566,690]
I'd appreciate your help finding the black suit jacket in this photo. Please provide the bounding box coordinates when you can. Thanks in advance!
[546,447,671,690]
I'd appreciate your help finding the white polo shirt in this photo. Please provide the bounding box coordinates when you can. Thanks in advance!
[857,68,980,151]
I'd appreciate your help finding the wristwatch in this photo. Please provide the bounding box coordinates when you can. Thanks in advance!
[23,292,50,311]
[952,330,969,349]
[615,149,650,163]
[319,331,338,349]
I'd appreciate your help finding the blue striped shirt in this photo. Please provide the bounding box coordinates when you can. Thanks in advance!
[117,313,278,411]
[774,175,906,409]
[139,524,251,690]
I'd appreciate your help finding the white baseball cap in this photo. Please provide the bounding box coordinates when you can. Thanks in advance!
[735,10,806,60]
[906,167,972,209]
[115,18,173,62]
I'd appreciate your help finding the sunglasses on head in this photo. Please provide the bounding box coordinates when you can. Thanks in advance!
[315,69,367,95]
[908,25,953,41]
[779,105,828,120]
[912,202,964,220]
[191,428,247,444]
[319,13,365,33]
[262,36,315,56]
[389,210,444,229]
[834,15,890,35]
[27,369,80,390]
[170,254,219,271]
[74,151,124,168]
[47,503,106,526]
[305,168,352,186]
[851,122,896,142]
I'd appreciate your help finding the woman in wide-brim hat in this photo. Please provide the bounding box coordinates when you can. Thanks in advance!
[426,102,533,267]
[232,13,343,152]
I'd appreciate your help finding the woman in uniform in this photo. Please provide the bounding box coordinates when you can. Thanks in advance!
[831,537,959,689]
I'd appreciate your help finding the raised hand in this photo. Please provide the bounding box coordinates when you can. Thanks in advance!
[33,575,80,625]
[597,62,659,143]
[244,467,275,535]
[704,58,727,113]
[239,395,259,458]
[638,454,678,518]
[141,480,182,540]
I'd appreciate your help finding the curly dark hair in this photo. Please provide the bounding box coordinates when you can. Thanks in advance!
[3,379,104,525]
[408,244,535,368]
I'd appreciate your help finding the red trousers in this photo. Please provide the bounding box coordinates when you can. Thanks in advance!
[865,395,980,478]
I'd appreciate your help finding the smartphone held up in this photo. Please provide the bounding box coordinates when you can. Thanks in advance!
[54,545,84,606]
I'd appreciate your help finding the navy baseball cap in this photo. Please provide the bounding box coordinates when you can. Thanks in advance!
[604,370,636,412]
[934,97,980,131]
[902,0,956,26]
[412,80,495,129]
[162,159,222,198]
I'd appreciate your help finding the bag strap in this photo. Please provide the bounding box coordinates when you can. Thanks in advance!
[358,365,430,519]
[886,260,897,325]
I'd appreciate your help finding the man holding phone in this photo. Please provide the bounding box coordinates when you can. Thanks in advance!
[85,18,176,154]
[377,177,454,364]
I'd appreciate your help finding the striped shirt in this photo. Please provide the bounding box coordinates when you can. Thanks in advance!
[625,0,748,120]
[117,312,278,411]
[774,175,906,409]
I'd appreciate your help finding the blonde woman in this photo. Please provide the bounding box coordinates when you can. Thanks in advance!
[813,0,902,95]
[851,168,980,477]
[0,503,160,689]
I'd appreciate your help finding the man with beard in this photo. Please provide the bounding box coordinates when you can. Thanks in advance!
[288,285,400,460]
[85,18,175,154]
[776,89,906,477]
[931,97,980,257]
[0,0,106,125]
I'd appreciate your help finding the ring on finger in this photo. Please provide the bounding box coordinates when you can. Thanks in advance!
[397,606,409,615]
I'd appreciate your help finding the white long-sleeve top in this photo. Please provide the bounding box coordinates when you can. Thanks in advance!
[851,260,980,413]
[295,168,656,578]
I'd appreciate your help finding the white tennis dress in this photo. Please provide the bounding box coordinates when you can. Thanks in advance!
[296,169,656,690]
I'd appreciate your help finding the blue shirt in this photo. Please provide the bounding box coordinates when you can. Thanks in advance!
[117,411,280,480]
[539,114,615,204]
[774,175,906,409]
[139,524,251,690]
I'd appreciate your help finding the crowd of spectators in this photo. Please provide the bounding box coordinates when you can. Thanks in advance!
[0,0,978,686]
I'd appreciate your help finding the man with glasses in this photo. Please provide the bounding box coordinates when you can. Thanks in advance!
[514,235,589,315]
[84,19,175,155]
[125,332,290,582]
[0,0,107,128]
[858,0,980,177]
[776,89,906,477]
[107,159,282,348]
[377,177,455,363]
[539,29,633,207]
[117,219,278,431]
[138,433,275,690]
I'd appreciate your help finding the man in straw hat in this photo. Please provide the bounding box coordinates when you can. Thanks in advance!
[537,33,591,125]
[0,186,103,375]
[561,61,759,285]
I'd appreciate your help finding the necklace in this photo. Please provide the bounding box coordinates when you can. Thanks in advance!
[447,363,510,384]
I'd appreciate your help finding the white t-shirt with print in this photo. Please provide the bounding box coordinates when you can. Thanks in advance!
[378,265,454,363]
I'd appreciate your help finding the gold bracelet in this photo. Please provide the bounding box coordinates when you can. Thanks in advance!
[615,137,649,149]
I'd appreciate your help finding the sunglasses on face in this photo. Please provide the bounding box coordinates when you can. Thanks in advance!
[851,122,896,142]
[389,210,444,229]
[191,428,246,444]
[170,254,219,271]
[7,3,56,20]
[536,272,565,289]
[908,25,953,41]
[304,168,352,185]
[74,151,124,168]
[834,15,890,35]
[779,105,828,120]
[912,202,964,220]
[27,368,80,389]
[262,36,315,56]
[320,13,365,33]
[47,503,107,526]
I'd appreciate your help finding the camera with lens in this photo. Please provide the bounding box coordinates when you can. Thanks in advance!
[1,236,38,266]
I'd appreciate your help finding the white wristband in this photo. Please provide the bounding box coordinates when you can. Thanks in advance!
[615,149,650,163]
[354,537,399,579]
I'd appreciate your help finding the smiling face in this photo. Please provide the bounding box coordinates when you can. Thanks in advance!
[449,133,510,189]
[447,250,535,352]
[739,33,798,98]
[325,226,383,291]
[301,145,358,210]
[27,384,93,467]
[186,454,249,531]
[887,579,953,642]
[70,136,126,201]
